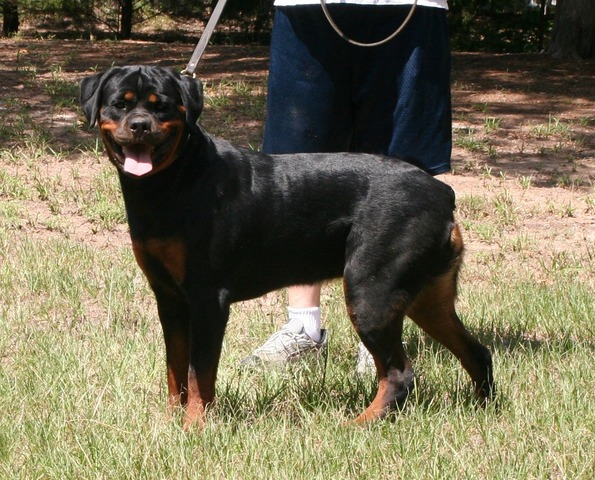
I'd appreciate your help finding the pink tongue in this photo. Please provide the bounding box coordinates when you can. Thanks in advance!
[123,145,153,176]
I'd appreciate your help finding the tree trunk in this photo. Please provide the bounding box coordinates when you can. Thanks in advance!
[2,0,19,37]
[120,0,133,39]
[548,0,595,59]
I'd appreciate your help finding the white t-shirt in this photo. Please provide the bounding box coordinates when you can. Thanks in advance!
[274,0,448,9]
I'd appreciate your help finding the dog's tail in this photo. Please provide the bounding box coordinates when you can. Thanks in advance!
[445,183,464,269]
[450,222,464,262]
[442,222,465,300]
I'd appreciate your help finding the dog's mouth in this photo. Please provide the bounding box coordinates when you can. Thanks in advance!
[105,139,157,177]
[100,117,186,178]
[122,144,154,176]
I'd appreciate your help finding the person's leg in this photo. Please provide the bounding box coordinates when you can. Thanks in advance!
[388,7,452,175]
[241,283,327,366]
[345,6,453,373]
[287,284,322,342]
[243,7,353,366]
[350,6,452,175]
[263,6,353,155]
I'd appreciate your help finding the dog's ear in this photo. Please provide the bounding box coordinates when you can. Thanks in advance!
[79,68,122,128]
[177,74,204,126]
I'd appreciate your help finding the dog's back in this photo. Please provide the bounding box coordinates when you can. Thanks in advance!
[197,142,459,304]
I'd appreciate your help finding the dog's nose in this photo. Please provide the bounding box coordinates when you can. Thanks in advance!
[129,118,151,136]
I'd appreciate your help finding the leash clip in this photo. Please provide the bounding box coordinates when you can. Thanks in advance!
[181,69,197,78]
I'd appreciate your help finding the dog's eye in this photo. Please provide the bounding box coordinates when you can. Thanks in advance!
[114,101,127,110]
[153,101,169,113]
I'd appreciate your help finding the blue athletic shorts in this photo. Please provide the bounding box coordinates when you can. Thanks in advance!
[263,5,452,175]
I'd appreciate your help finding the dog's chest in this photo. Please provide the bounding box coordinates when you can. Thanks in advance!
[131,237,187,291]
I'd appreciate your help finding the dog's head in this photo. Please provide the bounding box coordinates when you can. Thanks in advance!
[80,66,203,177]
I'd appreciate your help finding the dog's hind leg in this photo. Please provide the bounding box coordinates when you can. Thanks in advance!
[343,275,415,424]
[406,226,494,403]
[406,281,494,403]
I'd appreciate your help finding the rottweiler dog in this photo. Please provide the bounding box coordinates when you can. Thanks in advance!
[80,65,494,429]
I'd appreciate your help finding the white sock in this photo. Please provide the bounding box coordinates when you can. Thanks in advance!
[286,307,322,343]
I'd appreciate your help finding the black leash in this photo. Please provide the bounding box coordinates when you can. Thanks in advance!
[182,0,230,77]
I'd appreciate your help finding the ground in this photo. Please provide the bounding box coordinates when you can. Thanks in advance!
[0,39,593,289]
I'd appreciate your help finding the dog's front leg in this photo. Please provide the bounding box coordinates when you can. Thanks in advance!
[132,239,192,411]
[153,288,191,410]
[183,289,230,430]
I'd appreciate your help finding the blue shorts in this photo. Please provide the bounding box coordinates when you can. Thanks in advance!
[263,5,452,175]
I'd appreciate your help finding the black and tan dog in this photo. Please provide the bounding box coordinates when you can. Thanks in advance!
[80,65,494,429]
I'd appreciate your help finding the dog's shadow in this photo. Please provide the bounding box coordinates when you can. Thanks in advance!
[209,322,586,424]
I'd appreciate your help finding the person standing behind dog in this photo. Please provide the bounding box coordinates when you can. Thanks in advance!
[242,0,452,370]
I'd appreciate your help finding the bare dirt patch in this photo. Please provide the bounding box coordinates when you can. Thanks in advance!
[1,39,593,288]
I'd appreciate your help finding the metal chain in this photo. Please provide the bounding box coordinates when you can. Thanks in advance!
[319,0,418,47]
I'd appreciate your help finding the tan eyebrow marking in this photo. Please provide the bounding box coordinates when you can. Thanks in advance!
[148,93,159,103]
[124,91,135,101]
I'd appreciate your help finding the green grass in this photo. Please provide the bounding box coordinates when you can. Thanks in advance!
[454,129,488,153]
[0,233,593,478]
[532,115,571,139]
[43,66,79,109]
[74,166,127,231]
[0,43,594,479]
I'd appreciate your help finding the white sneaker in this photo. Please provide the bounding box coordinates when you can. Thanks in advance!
[355,342,375,375]
[241,326,328,367]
